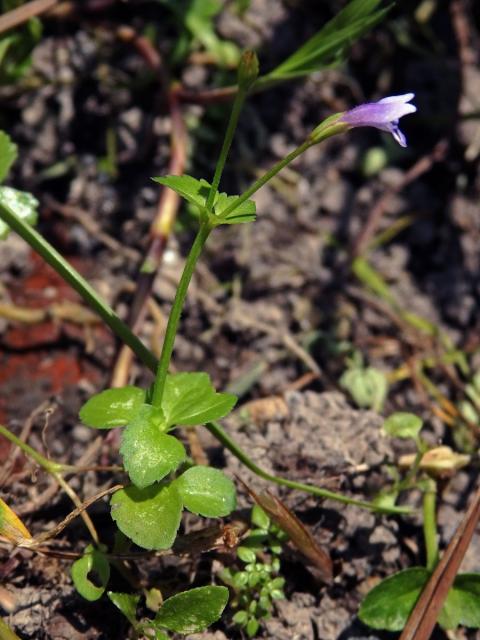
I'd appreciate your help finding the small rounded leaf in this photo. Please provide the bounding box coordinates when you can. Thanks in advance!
[162,372,237,428]
[439,573,480,629]
[251,505,270,530]
[232,610,248,625]
[383,412,423,440]
[110,483,182,550]
[174,466,236,517]
[80,387,146,429]
[107,591,140,625]
[359,567,429,631]
[246,618,260,637]
[154,586,229,634]
[237,546,257,564]
[120,405,185,488]
[71,544,110,601]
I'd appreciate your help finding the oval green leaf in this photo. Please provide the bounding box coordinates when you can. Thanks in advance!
[163,372,237,428]
[383,412,423,440]
[71,544,110,602]
[107,591,140,625]
[79,386,146,429]
[120,405,185,488]
[174,466,236,517]
[110,483,182,550]
[154,586,229,634]
[439,573,480,630]
[359,567,429,631]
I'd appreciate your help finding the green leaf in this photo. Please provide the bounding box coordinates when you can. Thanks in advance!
[214,192,256,224]
[261,0,389,83]
[0,131,17,183]
[162,372,237,428]
[79,386,146,429]
[0,187,39,241]
[174,465,236,517]
[107,591,140,625]
[110,483,182,550]
[71,544,110,602]
[153,175,256,225]
[359,567,429,631]
[251,505,270,530]
[153,175,211,209]
[156,0,240,66]
[439,573,480,630]
[237,546,257,564]
[383,412,423,440]
[246,618,260,637]
[120,405,186,488]
[340,366,388,412]
[154,585,229,634]
[232,610,248,625]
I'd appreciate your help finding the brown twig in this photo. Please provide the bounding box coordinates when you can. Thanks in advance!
[30,484,123,547]
[0,0,58,35]
[350,140,449,259]
[399,481,480,640]
[175,85,237,105]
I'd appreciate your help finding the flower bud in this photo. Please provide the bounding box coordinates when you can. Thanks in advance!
[237,50,259,91]
[308,113,349,145]
[399,446,470,479]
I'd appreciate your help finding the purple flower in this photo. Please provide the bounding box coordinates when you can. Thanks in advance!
[340,93,417,147]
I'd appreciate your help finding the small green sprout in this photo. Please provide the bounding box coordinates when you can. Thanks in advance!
[219,505,287,637]
[340,352,388,412]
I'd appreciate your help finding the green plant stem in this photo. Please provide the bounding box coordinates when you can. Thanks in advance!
[0,425,99,542]
[217,139,313,220]
[206,421,412,515]
[0,203,413,516]
[206,87,248,213]
[0,201,157,372]
[423,479,439,570]
[0,424,63,474]
[151,221,212,406]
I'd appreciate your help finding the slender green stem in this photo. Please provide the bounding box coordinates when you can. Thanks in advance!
[217,139,313,220]
[0,424,99,542]
[206,87,248,213]
[151,221,212,406]
[423,479,439,570]
[0,197,413,517]
[0,202,157,372]
[206,421,412,515]
[0,424,63,474]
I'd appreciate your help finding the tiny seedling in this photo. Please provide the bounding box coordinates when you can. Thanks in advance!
[108,585,229,639]
[219,505,287,637]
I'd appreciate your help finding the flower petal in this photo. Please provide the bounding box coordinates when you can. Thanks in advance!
[339,92,416,147]
[378,93,415,104]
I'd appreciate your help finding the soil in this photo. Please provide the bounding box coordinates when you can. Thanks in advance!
[1,0,480,639]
